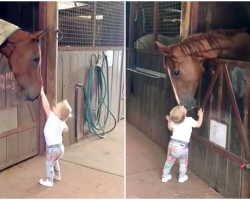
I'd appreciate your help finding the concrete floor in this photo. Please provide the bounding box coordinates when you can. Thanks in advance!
[126,122,224,199]
[0,121,124,199]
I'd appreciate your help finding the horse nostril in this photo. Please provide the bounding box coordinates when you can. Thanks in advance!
[35,94,40,100]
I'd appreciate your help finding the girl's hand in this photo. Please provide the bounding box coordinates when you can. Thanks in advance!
[197,108,204,117]
[41,86,45,95]
[166,115,171,121]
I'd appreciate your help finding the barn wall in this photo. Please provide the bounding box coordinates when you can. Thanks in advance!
[58,49,124,146]
[126,49,176,151]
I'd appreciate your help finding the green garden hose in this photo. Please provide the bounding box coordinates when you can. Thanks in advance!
[81,52,117,138]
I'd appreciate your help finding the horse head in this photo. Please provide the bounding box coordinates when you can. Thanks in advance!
[155,41,206,109]
[155,30,249,109]
[0,27,46,102]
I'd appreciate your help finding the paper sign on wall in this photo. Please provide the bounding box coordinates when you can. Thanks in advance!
[209,120,227,148]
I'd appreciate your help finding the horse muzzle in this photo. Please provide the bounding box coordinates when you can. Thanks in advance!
[25,93,40,102]
[181,97,197,110]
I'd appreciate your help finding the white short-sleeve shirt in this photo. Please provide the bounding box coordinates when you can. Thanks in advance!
[44,112,68,146]
[170,117,198,143]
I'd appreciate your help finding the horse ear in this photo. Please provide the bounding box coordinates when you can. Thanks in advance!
[31,29,47,39]
[155,41,172,55]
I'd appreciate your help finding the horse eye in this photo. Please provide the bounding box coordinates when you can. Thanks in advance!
[33,57,39,63]
[174,70,179,75]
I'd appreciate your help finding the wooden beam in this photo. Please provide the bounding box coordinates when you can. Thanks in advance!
[46,2,58,106]
[38,2,58,155]
[180,1,191,40]
[38,1,47,156]
[190,1,199,34]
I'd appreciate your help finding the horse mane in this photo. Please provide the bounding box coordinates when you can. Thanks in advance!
[177,29,249,55]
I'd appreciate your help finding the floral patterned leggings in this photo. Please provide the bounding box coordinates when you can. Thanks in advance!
[162,140,189,179]
[46,144,64,182]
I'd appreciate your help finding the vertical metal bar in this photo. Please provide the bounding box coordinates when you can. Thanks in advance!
[93,2,97,47]
[153,2,159,51]
[223,65,250,161]
[74,84,79,142]
[118,51,124,121]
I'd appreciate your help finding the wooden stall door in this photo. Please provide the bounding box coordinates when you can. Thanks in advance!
[0,56,39,171]
[0,2,40,171]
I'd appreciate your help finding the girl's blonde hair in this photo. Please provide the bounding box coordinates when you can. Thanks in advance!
[169,105,185,123]
[57,99,72,121]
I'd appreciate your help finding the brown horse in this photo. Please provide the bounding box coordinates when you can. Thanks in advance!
[155,29,250,109]
[0,19,46,102]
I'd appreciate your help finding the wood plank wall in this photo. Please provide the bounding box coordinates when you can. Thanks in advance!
[126,49,176,151]
[58,49,124,146]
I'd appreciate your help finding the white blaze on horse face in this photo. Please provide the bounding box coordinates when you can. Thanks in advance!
[167,67,180,105]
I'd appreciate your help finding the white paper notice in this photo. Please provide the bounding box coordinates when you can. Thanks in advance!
[209,120,227,148]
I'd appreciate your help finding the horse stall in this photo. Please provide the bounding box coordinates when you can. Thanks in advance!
[126,1,250,198]
[0,2,45,171]
[57,1,124,146]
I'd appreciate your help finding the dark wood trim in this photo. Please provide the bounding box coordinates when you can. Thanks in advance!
[38,1,47,156]
[209,58,250,68]
[129,2,136,49]
[153,2,159,50]
[201,64,222,108]
[191,133,247,165]
[241,68,250,198]
[0,122,37,139]
[58,46,124,51]
[223,66,250,161]
[190,1,199,34]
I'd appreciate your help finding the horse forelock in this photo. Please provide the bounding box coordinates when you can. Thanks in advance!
[174,29,244,56]
[164,55,177,70]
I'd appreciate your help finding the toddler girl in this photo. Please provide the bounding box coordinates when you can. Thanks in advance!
[162,105,204,183]
[39,86,72,187]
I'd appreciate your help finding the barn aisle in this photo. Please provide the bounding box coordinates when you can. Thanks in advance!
[126,122,224,199]
[0,121,124,199]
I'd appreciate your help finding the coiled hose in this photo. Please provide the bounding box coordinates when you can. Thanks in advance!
[81,52,117,138]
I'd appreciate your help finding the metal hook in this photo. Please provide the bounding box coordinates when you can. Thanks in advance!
[91,54,101,66]
[56,30,63,41]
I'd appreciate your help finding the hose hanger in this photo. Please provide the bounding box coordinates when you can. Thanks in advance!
[135,7,146,34]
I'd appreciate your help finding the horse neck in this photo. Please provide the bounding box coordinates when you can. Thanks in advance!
[184,32,250,61]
